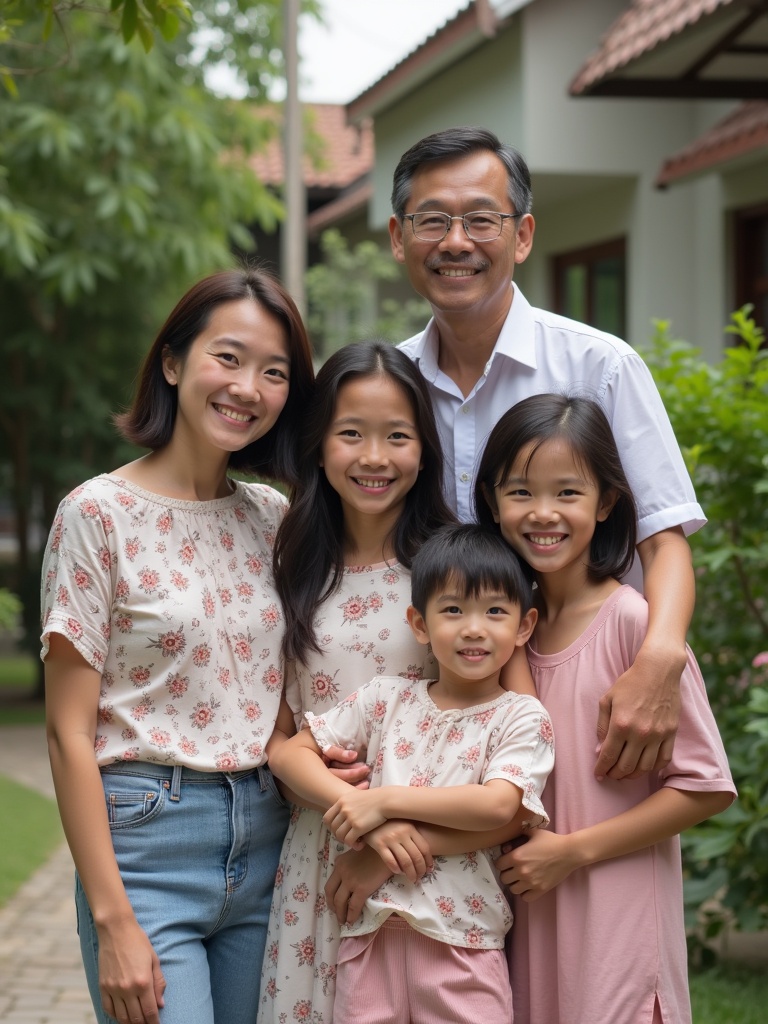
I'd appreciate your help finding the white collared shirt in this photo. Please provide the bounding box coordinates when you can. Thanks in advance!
[399,285,705,545]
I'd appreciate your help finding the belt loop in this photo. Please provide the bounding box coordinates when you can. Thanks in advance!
[256,765,269,792]
[170,764,183,802]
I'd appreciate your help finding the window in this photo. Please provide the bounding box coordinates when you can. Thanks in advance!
[553,238,626,338]
[734,204,768,338]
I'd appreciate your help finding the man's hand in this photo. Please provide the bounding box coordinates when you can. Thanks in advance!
[594,647,684,781]
[323,743,370,789]
[325,847,393,925]
[495,830,577,902]
[363,820,433,881]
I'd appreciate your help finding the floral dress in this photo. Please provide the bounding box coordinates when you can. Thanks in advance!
[258,562,436,1024]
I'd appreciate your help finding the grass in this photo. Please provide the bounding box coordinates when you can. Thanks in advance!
[0,775,63,907]
[691,963,768,1023]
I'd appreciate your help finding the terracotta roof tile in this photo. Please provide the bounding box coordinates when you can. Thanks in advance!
[247,104,373,188]
[570,0,738,95]
[656,99,768,185]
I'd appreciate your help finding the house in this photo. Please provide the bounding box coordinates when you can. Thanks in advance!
[307,0,768,359]
[245,103,375,273]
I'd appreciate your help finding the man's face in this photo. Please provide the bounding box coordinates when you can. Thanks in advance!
[389,150,534,321]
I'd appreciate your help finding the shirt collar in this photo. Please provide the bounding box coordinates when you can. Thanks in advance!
[410,284,538,378]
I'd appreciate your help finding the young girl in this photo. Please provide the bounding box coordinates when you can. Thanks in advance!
[268,523,554,1023]
[41,268,315,1024]
[474,393,737,1024]
[258,342,533,1023]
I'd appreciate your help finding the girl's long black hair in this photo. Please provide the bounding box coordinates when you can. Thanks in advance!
[274,341,456,664]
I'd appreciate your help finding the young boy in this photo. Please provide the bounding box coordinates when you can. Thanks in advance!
[267,523,554,1023]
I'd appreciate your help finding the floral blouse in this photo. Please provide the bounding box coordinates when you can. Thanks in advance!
[40,474,287,771]
[307,677,554,949]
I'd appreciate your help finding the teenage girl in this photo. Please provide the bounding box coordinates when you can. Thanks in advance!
[474,393,736,1024]
[258,342,532,1023]
[41,269,314,1024]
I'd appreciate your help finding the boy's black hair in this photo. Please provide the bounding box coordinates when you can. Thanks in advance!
[410,524,533,614]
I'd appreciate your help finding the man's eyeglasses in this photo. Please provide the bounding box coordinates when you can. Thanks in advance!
[403,211,522,243]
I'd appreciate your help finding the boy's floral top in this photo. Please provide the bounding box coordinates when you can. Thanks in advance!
[306,677,554,949]
[40,474,287,771]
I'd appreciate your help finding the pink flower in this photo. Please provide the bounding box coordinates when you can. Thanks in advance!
[290,936,316,967]
[262,665,282,691]
[752,652,768,668]
[246,554,263,575]
[179,541,195,564]
[65,618,83,641]
[340,596,367,622]
[464,893,487,915]
[215,751,241,771]
[138,568,160,592]
[129,666,151,688]
[72,565,92,590]
[166,673,189,699]
[156,511,173,535]
[192,644,211,667]
[149,629,186,658]
[170,571,189,591]
[260,603,280,631]
[311,672,339,703]
[124,537,141,561]
[219,530,235,551]
[115,577,130,600]
[394,738,415,759]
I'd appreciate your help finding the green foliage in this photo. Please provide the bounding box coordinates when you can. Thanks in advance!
[305,229,431,360]
[0,775,63,907]
[640,310,768,936]
[0,588,22,631]
[0,4,288,664]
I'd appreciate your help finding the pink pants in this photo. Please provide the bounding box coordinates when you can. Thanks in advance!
[334,915,514,1023]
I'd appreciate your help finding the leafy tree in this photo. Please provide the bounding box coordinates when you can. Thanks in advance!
[305,228,431,360]
[640,311,768,941]
[0,4,291,683]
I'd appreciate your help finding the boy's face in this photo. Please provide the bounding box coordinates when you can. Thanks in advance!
[407,577,536,684]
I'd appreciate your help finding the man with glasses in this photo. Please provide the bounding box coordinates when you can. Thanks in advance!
[391,126,704,783]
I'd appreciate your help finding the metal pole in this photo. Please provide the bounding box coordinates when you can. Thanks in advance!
[282,0,306,316]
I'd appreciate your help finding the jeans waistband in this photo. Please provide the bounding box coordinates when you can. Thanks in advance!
[100,760,267,802]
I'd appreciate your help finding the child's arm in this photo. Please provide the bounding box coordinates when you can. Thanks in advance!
[324,777,523,846]
[326,807,533,925]
[497,787,733,901]
[500,644,537,697]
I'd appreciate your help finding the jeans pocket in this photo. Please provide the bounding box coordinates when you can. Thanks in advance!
[261,766,289,809]
[103,774,167,829]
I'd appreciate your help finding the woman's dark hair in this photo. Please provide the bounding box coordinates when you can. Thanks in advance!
[391,126,533,219]
[115,268,314,484]
[274,341,456,664]
[410,524,532,616]
[474,394,637,583]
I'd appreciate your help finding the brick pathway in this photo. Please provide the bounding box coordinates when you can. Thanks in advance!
[0,725,96,1024]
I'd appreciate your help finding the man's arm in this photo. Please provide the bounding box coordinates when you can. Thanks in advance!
[594,527,692,781]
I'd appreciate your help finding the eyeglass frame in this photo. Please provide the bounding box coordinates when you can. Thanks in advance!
[402,210,523,243]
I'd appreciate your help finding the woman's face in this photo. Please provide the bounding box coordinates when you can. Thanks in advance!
[163,299,291,455]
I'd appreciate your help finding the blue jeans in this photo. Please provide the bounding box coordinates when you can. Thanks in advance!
[76,762,290,1024]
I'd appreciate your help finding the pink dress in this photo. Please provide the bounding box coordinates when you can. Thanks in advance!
[509,586,736,1024]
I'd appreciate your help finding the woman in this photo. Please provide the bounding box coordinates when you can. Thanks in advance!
[41,268,314,1024]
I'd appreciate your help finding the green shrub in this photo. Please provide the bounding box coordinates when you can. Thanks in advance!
[640,309,768,936]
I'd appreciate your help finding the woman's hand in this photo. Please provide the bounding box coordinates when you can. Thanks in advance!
[97,918,166,1024]
[324,847,393,926]
[363,820,433,882]
[495,829,579,902]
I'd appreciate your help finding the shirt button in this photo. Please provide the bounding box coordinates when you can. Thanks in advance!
[460,473,470,483]
[461,405,470,414]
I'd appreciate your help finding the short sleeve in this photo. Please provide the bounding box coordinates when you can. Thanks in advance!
[40,491,114,671]
[604,353,705,542]
[304,681,377,754]
[483,695,555,829]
